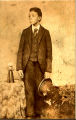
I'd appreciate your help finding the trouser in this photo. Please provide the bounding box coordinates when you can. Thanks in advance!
[23,60,44,117]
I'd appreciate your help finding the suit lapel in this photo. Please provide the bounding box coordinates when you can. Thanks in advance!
[27,25,32,49]
[27,25,45,49]
[37,25,45,45]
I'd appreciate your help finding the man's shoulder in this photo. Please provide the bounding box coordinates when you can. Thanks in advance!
[22,25,31,33]
[41,25,50,33]
[22,25,50,34]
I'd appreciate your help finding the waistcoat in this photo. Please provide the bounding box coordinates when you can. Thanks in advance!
[29,32,39,61]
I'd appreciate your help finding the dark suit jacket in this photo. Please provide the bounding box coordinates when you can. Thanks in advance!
[16,25,52,73]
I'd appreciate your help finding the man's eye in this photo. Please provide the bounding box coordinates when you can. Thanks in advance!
[29,14,35,18]
[30,15,34,17]
[31,15,35,17]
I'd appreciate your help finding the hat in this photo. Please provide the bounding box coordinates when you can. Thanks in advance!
[38,78,53,96]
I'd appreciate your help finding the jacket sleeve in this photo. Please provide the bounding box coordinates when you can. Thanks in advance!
[45,30,52,73]
[16,30,25,71]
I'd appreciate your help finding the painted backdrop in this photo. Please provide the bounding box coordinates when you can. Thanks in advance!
[0,0,75,85]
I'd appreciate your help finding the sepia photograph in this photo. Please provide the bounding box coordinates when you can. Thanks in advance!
[0,0,75,119]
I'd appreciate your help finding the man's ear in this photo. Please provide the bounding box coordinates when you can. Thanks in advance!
[38,16,42,22]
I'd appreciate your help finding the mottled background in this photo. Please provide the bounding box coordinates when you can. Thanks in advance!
[0,0,75,86]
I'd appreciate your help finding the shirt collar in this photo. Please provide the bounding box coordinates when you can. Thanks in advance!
[32,24,40,33]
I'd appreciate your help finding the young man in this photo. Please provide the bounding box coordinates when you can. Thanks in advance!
[16,7,52,118]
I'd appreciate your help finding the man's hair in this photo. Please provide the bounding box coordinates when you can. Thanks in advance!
[30,7,42,17]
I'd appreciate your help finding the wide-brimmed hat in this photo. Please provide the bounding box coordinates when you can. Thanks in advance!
[38,78,53,96]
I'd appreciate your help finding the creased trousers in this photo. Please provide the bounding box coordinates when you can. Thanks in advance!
[23,60,44,117]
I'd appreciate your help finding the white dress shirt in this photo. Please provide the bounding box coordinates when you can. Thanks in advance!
[32,24,40,33]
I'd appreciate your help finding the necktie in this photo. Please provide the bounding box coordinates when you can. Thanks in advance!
[34,28,38,37]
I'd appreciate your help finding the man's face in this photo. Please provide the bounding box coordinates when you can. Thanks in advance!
[29,11,41,25]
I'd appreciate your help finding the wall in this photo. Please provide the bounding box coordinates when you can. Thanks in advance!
[0,0,75,85]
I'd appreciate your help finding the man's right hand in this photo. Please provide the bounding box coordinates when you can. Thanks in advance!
[18,70,24,78]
